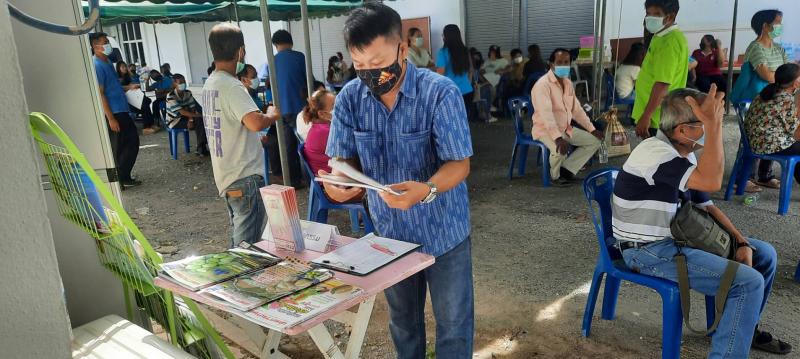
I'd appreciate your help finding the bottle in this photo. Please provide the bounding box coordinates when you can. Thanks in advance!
[743,192,759,206]
[599,140,609,164]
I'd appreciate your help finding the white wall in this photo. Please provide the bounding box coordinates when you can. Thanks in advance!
[388,0,466,61]
[603,0,800,61]
[143,23,192,82]
[10,0,128,329]
[1,2,73,359]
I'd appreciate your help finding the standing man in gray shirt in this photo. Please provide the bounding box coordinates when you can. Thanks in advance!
[202,23,280,247]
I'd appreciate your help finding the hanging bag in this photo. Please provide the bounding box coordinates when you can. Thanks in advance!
[601,108,631,157]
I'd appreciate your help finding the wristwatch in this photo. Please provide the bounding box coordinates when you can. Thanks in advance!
[421,182,438,204]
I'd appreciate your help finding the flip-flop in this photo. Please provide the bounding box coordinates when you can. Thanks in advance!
[752,330,793,355]
[755,178,781,189]
[734,180,763,193]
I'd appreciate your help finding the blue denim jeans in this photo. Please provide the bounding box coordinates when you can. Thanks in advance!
[622,238,777,358]
[384,237,474,359]
[223,174,265,248]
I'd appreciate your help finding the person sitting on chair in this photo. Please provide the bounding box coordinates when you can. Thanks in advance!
[613,85,791,358]
[165,74,209,156]
[145,69,172,133]
[615,43,645,101]
[530,48,603,186]
[744,63,800,187]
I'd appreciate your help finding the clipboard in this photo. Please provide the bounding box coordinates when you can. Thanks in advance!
[311,234,421,276]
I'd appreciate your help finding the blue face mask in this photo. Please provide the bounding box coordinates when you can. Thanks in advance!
[769,24,783,39]
[553,66,571,78]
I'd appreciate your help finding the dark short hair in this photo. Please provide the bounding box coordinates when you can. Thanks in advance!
[237,64,257,80]
[208,23,244,61]
[343,3,402,51]
[549,47,571,63]
[172,73,185,83]
[751,9,783,36]
[271,29,293,46]
[644,0,680,15]
[510,48,522,57]
[88,32,107,46]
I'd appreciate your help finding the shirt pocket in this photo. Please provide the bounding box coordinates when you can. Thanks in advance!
[395,130,435,176]
[353,130,383,172]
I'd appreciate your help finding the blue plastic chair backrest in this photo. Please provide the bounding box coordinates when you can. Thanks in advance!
[583,168,621,262]
[507,96,532,137]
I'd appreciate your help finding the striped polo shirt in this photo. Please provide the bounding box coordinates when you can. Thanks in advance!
[612,132,712,243]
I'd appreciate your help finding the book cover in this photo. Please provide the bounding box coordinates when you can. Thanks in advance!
[260,185,304,252]
[159,249,280,291]
[240,278,362,331]
[201,259,333,311]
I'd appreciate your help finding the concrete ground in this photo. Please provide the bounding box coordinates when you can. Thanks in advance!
[123,114,800,358]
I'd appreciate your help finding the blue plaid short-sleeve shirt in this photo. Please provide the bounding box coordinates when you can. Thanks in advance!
[326,63,473,257]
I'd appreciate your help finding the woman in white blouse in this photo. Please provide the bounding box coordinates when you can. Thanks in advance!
[406,27,435,69]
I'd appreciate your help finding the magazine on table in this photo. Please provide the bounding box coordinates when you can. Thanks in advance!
[238,278,363,331]
[311,233,420,276]
[314,159,402,195]
[159,248,280,291]
[200,258,334,311]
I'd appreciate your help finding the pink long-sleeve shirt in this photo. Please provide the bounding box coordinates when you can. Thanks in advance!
[531,70,595,141]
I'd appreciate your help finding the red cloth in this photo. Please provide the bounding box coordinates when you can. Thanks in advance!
[692,49,723,77]
[303,122,332,175]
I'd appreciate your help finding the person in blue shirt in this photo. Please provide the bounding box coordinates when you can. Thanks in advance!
[436,24,476,122]
[145,69,173,133]
[272,29,307,187]
[323,4,474,358]
[89,32,141,188]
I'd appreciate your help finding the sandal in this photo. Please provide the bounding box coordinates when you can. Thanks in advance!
[752,329,792,355]
[755,178,781,189]
[734,180,763,193]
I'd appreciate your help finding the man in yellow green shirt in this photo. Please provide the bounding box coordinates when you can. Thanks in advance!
[633,0,688,138]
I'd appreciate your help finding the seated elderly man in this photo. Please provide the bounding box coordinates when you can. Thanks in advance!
[166,74,209,156]
[531,48,603,186]
[612,85,791,357]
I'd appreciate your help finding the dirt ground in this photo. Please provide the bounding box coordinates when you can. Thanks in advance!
[123,115,800,359]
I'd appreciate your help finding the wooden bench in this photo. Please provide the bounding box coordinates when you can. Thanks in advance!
[72,315,195,359]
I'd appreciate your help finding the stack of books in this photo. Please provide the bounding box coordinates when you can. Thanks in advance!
[260,185,304,252]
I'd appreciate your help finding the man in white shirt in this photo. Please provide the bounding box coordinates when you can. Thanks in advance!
[202,23,280,247]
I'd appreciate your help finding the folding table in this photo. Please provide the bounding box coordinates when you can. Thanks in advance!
[155,236,435,359]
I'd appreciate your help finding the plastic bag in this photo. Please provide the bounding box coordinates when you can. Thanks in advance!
[601,108,631,157]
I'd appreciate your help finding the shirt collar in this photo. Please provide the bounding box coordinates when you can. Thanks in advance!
[656,24,679,37]
[546,69,558,83]
[360,61,418,100]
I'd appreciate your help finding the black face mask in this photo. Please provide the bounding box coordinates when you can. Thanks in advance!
[356,44,403,96]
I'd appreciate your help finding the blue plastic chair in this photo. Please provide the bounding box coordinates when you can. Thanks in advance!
[523,71,547,96]
[724,102,800,215]
[603,70,635,111]
[297,143,374,235]
[582,169,715,359]
[158,103,190,160]
[507,96,551,187]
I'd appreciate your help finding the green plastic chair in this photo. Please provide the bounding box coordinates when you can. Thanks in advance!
[29,112,234,359]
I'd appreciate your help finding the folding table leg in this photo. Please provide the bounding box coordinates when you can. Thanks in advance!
[260,330,288,359]
[345,295,376,359]
[231,316,289,359]
[308,324,345,359]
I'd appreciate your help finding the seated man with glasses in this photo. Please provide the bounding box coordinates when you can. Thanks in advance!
[611,85,790,357]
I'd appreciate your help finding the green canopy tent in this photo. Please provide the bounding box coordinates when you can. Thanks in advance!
[84,0,362,186]
[84,0,361,26]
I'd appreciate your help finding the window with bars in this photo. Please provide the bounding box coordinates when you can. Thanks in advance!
[118,22,146,65]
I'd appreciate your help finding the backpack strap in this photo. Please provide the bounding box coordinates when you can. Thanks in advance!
[675,253,739,335]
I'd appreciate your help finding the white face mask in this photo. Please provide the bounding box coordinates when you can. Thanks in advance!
[249,78,260,90]
[645,16,665,34]
[177,83,187,91]
[514,56,524,64]
[102,43,113,56]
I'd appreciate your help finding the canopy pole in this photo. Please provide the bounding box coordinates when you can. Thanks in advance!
[591,0,605,119]
[300,0,314,98]
[725,0,738,113]
[152,23,162,70]
[259,0,291,186]
[233,0,240,25]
